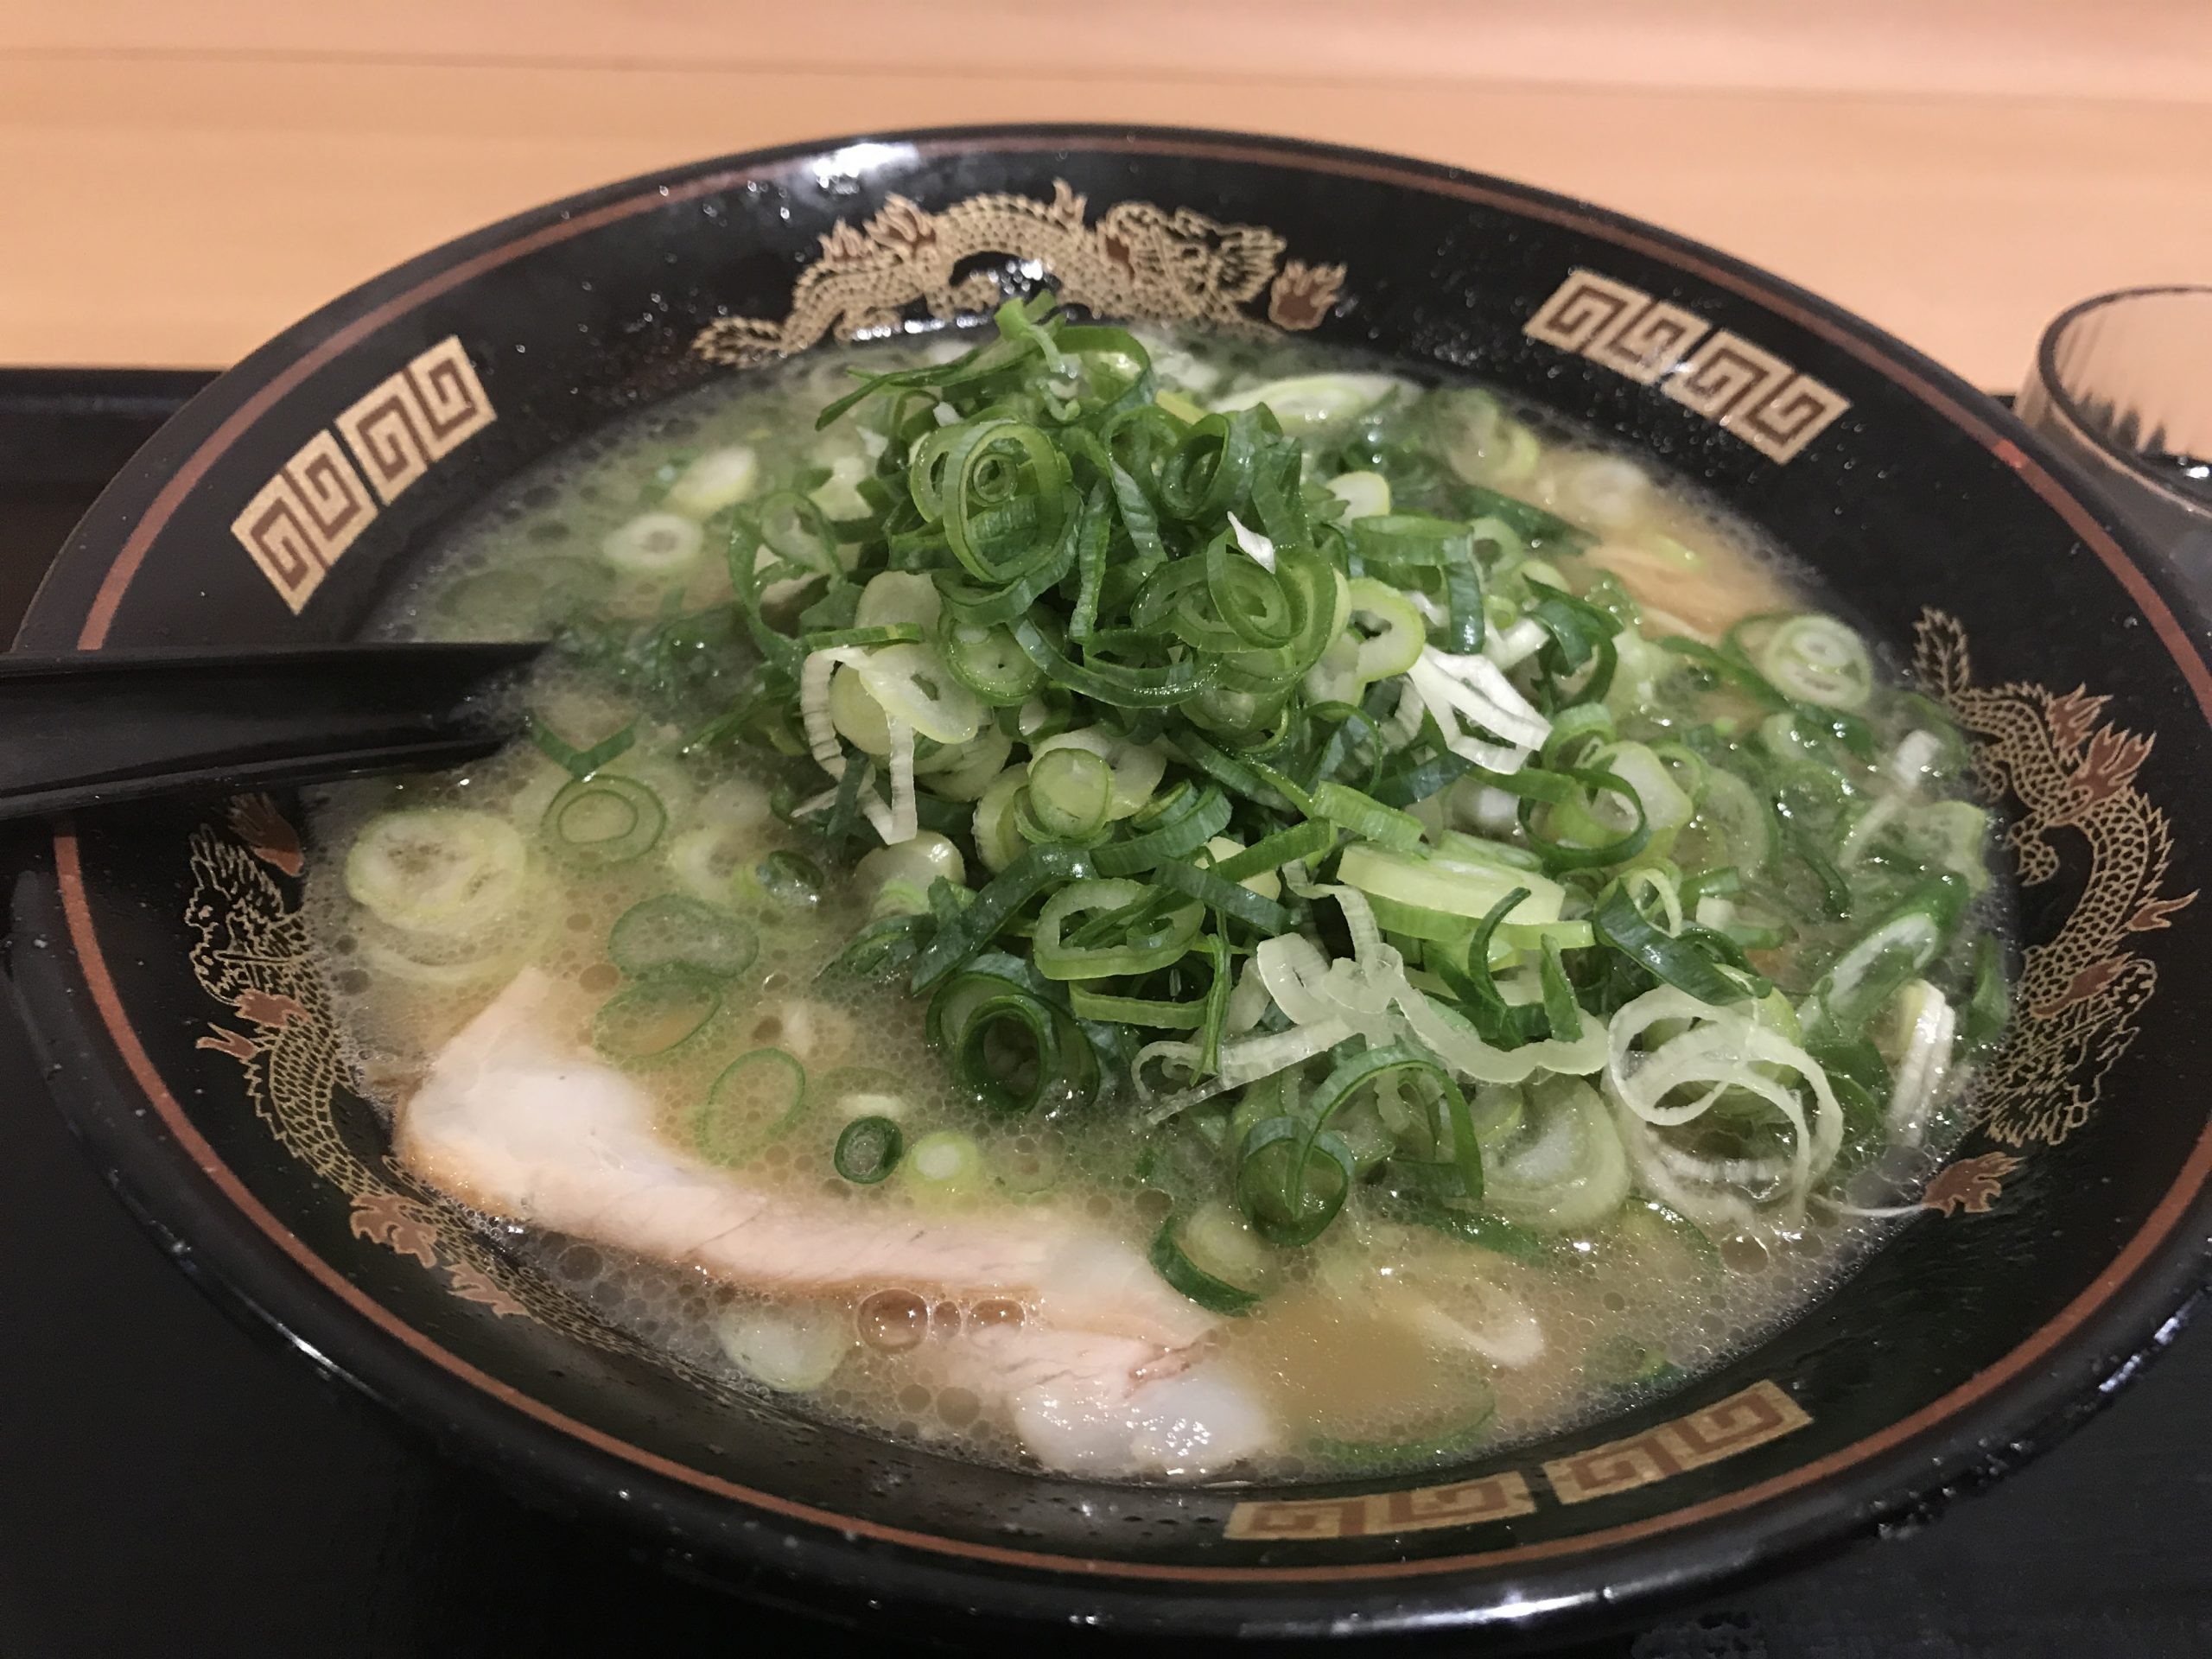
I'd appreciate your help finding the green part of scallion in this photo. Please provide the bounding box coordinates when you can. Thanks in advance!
[529,712,637,779]
[548,292,2017,1257]
[1590,884,1751,1005]
[544,772,667,868]
[609,893,760,980]
[1304,1379,1497,1469]
[753,849,824,908]
[592,974,721,1065]
[927,955,1103,1115]
[692,1047,808,1164]
[1147,1217,1264,1316]
[833,1115,905,1184]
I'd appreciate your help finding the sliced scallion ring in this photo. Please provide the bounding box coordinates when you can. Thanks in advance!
[1325,469,1392,521]
[1338,841,1566,923]
[902,1128,986,1205]
[1752,613,1873,709]
[1309,779,1427,851]
[544,774,666,868]
[1026,746,1113,839]
[665,822,756,906]
[609,894,760,979]
[926,957,1103,1113]
[1304,1379,1497,1467]
[938,617,1045,705]
[664,444,760,519]
[1234,1116,1359,1248]
[345,808,529,935]
[970,766,1032,873]
[1029,727,1167,821]
[1211,371,1406,429]
[593,975,721,1065]
[601,510,704,577]
[1033,879,1203,981]
[1341,577,1426,683]
[713,1304,849,1393]
[752,849,824,908]
[1591,885,1751,1005]
[692,1047,808,1164]
[833,1115,905,1184]
[1484,1077,1630,1230]
[1149,1213,1264,1315]
[854,642,986,744]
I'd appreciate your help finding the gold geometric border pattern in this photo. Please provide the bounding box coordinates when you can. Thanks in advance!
[1225,1471,1537,1542]
[228,335,495,613]
[1225,1382,1808,1543]
[692,181,1344,369]
[1542,1382,1810,1506]
[226,429,378,615]
[1523,268,1850,464]
[335,335,497,505]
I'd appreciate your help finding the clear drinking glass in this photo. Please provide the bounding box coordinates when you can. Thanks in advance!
[2017,285,2212,569]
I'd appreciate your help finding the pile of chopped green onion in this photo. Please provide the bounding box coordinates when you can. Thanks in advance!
[512,296,2007,1282]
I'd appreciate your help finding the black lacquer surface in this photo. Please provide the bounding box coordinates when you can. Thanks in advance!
[8,130,2212,1649]
[5,370,2209,1659]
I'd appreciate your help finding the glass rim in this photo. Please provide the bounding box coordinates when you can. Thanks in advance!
[2034,283,2212,515]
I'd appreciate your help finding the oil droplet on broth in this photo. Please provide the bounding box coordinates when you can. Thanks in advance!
[859,1290,930,1353]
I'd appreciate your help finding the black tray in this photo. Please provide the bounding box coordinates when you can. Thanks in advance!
[3,372,2209,1658]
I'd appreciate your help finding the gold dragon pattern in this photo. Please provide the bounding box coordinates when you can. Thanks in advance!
[182,796,743,1395]
[1914,609,2196,1154]
[691,181,1344,368]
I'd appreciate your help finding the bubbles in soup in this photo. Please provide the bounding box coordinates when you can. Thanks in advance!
[308,321,2007,1483]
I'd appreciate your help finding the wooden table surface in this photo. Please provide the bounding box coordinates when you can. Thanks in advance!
[3,1,2210,385]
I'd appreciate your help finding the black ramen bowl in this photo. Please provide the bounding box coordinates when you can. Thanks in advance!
[10,127,2212,1648]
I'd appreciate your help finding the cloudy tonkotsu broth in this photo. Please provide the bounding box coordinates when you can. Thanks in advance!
[308,314,2008,1482]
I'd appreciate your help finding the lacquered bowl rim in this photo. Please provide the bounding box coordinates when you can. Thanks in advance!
[12,124,2212,1643]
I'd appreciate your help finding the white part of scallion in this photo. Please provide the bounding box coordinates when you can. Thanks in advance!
[1203,836,1282,902]
[1753,614,1873,710]
[1483,616,1549,672]
[1400,1279,1547,1368]
[1225,512,1276,571]
[1558,454,1649,531]
[1884,981,1956,1147]
[1028,728,1166,821]
[903,1129,984,1205]
[855,643,985,746]
[884,718,919,845]
[664,445,760,519]
[798,645,896,841]
[913,723,1014,802]
[1325,470,1392,521]
[971,765,1032,874]
[1209,372,1408,429]
[855,569,942,632]
[809,451,872,520]
[1407,648,1552,771]
[856,831,965,908]
[1603,986,1844,1229]
[1482,1080,1630,1231]
[345,808,531,938]
[714,1304,849,1393]
[1886,728,1942,791]
[601,510,704,577]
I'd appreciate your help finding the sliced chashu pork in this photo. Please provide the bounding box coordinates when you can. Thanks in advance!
[396,969,1271,1473]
